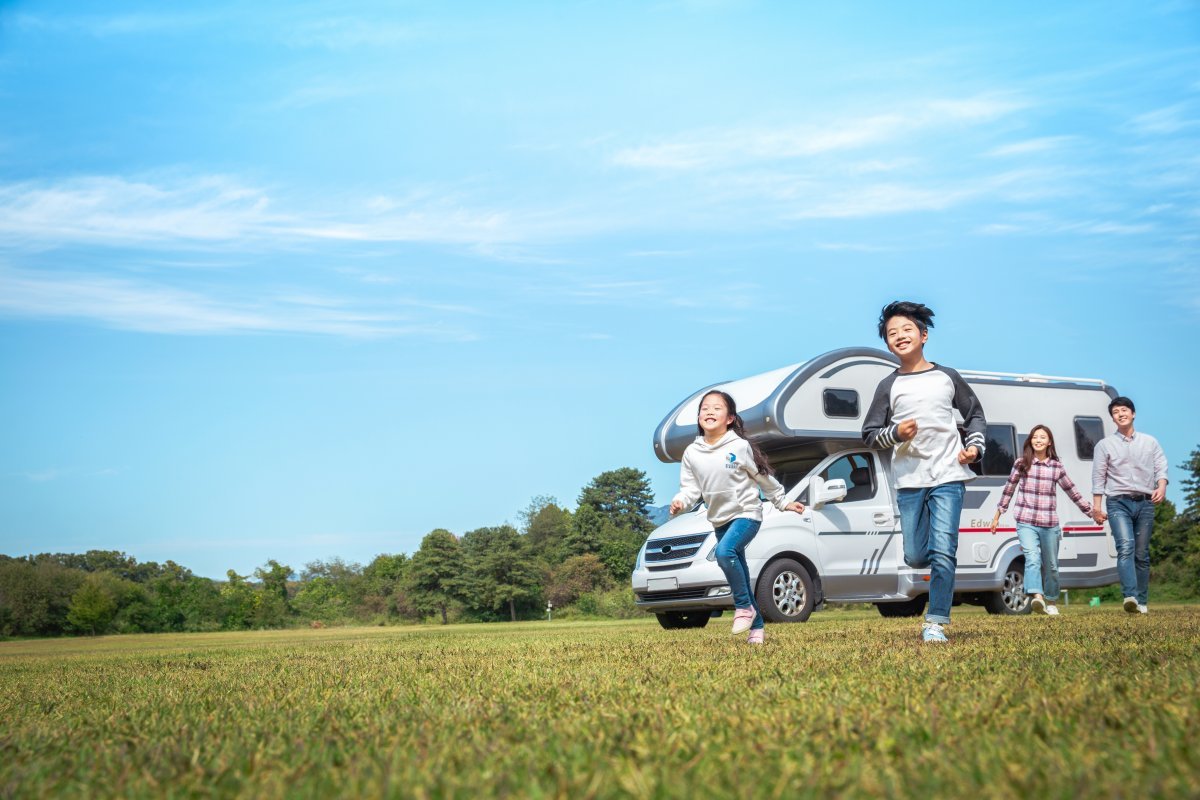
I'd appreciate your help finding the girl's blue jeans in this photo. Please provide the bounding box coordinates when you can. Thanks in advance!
[1016,523,1062,600]
[713,518,764,630]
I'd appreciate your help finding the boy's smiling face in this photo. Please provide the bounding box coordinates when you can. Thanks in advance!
[884,315,928,359]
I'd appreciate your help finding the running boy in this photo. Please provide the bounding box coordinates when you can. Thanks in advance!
[862,301,986,643]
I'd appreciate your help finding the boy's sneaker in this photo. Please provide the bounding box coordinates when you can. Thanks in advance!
[1045,605,1060,616]
[731,607,756,635]
[1123,597,1138,613]
[1137,604,1148,615]
[747,629,765,645]
[921,622,947,643]
[1032,596,1046,614]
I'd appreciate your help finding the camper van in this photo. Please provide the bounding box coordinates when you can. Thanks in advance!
[633,347,1120,629]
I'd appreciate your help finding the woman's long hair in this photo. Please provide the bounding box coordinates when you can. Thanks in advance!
[1017,424,1060,476]
[696,390,774,476]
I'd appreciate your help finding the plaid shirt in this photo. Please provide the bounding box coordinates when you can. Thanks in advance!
[997,458,1092,527]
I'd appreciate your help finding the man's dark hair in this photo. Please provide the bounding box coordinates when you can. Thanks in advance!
[877,301,935,340]
[1108,396,1135,415]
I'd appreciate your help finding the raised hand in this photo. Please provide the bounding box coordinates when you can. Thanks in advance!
[896,419,918,441]
[957,445,979,465]
[669,499,685,516]
[785,501,806,514]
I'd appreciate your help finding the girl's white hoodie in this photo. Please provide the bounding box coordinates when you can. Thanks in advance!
[672,430,789,527]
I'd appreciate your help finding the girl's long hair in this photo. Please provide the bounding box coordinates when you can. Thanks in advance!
[696,390,774,476]
[1017,424,1060,476]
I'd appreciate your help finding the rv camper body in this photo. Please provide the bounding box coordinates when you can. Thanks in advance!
[634,348,1120,628]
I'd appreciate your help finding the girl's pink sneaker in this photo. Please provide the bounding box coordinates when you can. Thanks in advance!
[731,607,756,635]
[747,629,765,645]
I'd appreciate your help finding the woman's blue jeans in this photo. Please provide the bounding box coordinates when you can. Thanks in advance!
[1016,523,1061,600]
[713,518,764,630]
[896,481,965,625]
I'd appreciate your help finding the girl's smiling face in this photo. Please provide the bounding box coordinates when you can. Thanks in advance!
[1030,428,1051,456]
[698,393,734,437]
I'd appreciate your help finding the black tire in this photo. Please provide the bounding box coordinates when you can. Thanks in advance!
[655,611,711,629]
[984,560,1032,615]
[876,595,928,618]
[755,558,816,623]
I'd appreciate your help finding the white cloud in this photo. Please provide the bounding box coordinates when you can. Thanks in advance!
[0,267,478,340]
[1128,104,1199,135]
[611,95,1025,170]
[0,176,533,249]
[986,136,1077,157]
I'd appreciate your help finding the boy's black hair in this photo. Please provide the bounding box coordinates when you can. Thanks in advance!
[877,301,935,340]
[1108,396,1136,415]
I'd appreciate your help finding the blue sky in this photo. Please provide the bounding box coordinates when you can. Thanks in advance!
[1,1,1197,579]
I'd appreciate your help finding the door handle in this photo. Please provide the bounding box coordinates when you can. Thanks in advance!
[873,512,892,525]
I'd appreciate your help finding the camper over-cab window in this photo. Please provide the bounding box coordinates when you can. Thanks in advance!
[822,389,860,418]
[1074,416,1105,460]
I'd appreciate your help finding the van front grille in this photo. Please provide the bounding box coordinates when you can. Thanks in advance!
[636,588,709,602]
[644,533,709,563]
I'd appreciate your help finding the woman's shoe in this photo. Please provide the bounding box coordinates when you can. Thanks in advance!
[747,629,764,645]
[1032,596,1046,614]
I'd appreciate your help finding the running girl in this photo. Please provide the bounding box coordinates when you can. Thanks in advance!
[668,390,804,644]
[990,424,1094,615]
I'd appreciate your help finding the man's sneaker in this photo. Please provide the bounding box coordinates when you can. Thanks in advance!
[731,607,756,635]
[1123,597,1138,613]
[1032,596,1046,614]
[1045,605,1060,616]
[747,629,765,645]
[1137,604,1148,615]
[921,622,947,643]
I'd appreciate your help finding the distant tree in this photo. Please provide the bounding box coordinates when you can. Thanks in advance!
[0,559,84,636]
[460,525,542,622]
[525,499,573,565]
[577,468,655,535]
[407,529,464,624]
[361,553,413,619]
[255,560,294,604]
[598,524,648,582]
[66,574,118,635]
[220,571,257,630]
[565,504,606,557]
[545,554,613,607]
[291,577,351,622]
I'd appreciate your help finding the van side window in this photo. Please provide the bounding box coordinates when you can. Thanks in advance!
[966,423,1017,476]
[820,453,876,503]
[1074,416,1105,460]
[822,389,859,418]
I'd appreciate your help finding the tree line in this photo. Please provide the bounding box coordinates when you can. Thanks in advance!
[4,449,1200,638]
[0,467,658,637]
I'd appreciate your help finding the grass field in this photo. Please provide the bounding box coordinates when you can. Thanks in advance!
[3,606,1199,799]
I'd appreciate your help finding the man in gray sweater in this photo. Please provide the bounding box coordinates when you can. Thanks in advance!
[1091,396,1168,615]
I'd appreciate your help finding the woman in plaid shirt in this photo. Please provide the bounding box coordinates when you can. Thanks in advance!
[989,425,1094,616]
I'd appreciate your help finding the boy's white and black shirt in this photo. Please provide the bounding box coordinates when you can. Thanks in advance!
[861,364,987,489]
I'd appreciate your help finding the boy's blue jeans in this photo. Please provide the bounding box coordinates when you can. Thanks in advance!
[896,481,965,625]
[1016,523,1061,600]
[1106,495,1153,604]
[713,518,764,630]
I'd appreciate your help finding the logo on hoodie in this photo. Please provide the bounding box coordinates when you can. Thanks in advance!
[726,452,737,469]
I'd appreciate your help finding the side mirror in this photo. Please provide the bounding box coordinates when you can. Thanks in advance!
[808,476,848,510]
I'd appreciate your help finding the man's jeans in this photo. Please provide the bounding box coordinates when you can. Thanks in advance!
[896,481,965,624]
[714,517,764,630]
[1106,495,1154,604]
[1016,524,1062,600]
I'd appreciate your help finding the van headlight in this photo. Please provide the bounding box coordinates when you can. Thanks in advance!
[706,545,717,562]
[635,545,645,570]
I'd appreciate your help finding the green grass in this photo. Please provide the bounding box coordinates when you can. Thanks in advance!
[3,606,1199,799]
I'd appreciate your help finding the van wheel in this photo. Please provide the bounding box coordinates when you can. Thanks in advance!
[756,559,815,623]
[876,596,927,618]
[656,611,711,629]
[984,562,1031,615]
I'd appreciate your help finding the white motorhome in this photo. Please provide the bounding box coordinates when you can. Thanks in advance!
[633,347,1119,629]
